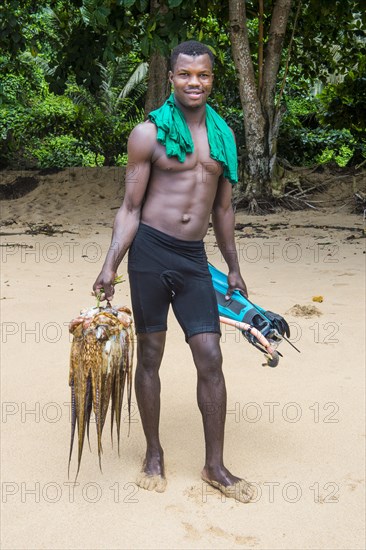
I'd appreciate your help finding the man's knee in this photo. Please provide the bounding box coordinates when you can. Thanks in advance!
[137,332,166,371]
[189,334,223,377]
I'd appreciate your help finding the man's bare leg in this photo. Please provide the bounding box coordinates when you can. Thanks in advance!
[189,333,254,503]
[135,332,167,492]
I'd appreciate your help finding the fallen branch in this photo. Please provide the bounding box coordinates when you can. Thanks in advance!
[355,159,366,170]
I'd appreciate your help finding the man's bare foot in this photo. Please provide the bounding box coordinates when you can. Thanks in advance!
[201,466,254,503]
[136,452,167,493]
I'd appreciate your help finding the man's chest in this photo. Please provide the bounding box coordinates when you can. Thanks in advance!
[151,128,222,177]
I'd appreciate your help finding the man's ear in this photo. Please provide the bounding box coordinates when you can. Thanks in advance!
[168,71,173,85]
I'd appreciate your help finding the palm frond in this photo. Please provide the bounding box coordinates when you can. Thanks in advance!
[118,62,148,100]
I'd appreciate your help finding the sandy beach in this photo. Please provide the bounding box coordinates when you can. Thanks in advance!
[1,167,365,549]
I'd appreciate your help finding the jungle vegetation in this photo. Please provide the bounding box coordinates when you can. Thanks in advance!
[1,0,365,206]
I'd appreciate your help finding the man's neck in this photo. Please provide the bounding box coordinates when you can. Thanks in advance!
[173,96,207,127]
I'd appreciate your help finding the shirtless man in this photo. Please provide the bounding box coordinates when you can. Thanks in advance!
[93,41,254,503]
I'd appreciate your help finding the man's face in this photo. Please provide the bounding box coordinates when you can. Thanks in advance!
[169,53,214,109]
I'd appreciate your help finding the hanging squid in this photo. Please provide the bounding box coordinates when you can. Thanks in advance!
[68,303,134,479]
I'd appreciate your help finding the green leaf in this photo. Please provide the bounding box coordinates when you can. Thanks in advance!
[148,20,157,32]
[121,0,137,7]
[140,35,150,57]
[168,0,184,8]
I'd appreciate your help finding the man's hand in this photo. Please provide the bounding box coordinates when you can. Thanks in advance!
[225,271,248,300]
[93,269,116,302]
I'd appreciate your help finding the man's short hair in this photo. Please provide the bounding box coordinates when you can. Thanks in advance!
[170,40,215,71]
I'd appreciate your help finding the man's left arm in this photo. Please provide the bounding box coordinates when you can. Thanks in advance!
[211,175,248,298]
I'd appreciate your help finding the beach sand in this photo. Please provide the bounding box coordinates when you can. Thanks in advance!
[1,167,365,549]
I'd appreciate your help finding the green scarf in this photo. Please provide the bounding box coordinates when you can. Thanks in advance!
[148,94,238,184]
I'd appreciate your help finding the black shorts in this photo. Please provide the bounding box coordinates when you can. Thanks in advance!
[128,223,221,341]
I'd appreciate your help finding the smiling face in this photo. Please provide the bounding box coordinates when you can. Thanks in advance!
[168,53,214,110]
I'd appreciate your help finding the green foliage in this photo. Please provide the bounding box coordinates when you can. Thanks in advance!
[317,62,366,138]
[0,1,43,56]
[316,144,355,167]
[80,1,112,28]
[282,97,319,126]
[115,152,128,165]
[44,1,143,94]
[26,94,79,137]
[26,134,102,168]
[1,0,365,174]
[1,35,146,168]
[73,100,143,166]
[278,62,366,167]
[0,94,80,167]
[293,0,366,84]
[279,120,363,168]
[66,58,146,165]
[0,54,48,106]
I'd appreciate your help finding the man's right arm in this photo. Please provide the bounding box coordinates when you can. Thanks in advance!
[93,122,156,301]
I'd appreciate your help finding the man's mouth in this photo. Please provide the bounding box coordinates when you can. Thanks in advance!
[185,90,203,98]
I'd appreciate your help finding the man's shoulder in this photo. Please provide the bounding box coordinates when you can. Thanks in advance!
[128,121,158,159]
[129,120,157,141]
[229,126,235,139]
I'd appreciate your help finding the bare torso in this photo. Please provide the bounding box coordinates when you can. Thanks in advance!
[140,120,223,240]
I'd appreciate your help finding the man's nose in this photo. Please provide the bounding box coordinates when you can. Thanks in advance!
[188,73,200,86]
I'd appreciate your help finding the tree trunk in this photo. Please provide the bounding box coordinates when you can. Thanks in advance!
[144,0,170,117]
[260,0,292,177]
[144,51,169,116]
[229,0,268,198]
[229,0,293,199]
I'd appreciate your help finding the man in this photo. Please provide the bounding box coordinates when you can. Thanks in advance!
[93,40,254,503]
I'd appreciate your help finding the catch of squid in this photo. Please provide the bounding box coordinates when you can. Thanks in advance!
[68,303,134,479]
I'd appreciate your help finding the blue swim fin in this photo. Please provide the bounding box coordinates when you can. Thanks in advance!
[208,263,295,366]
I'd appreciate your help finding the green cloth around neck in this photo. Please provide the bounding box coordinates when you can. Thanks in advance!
[148,94,238,184]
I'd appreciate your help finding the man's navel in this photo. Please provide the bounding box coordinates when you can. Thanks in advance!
[181,214,191,223]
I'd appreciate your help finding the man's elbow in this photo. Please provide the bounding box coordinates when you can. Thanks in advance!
[113,201,141,227]
[212,205,233,219]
